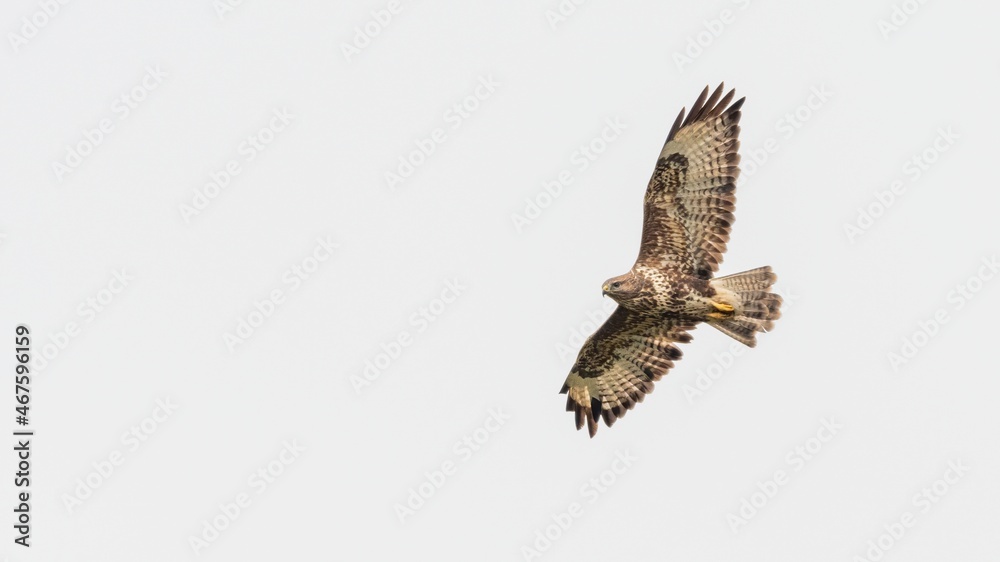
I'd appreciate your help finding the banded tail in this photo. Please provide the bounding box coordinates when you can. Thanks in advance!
[708,266,782,347]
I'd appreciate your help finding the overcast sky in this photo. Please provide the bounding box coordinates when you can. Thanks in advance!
[2,0,998,560]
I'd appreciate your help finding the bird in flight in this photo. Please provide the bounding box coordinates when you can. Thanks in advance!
[560,84,782,437]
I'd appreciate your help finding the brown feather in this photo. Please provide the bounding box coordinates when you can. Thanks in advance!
[559,307,695,437]
[637,84,747,277]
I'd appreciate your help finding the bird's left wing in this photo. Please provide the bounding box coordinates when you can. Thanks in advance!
[560,307,694,437]
[636,83,744,278]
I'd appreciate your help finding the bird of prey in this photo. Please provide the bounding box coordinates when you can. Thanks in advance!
[560,84,782,437]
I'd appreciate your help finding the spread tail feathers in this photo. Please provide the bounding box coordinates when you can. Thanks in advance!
[709,266,782,347]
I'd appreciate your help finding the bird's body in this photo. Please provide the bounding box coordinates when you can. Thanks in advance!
[639,266,714,313]
[560,84,783,437]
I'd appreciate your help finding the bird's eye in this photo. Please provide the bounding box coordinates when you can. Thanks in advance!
[611,282,621,289]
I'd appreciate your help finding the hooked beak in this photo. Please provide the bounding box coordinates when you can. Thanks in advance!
[602,283,609,296]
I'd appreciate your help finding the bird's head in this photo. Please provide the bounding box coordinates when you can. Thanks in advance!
[602,271,647,304]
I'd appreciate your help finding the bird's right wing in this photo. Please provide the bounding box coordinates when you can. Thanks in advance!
[559,307,694,437]
[636,83,744,279]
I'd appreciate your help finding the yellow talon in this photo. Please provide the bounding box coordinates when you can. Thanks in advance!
[707,300,735,320]
[712,301,734,313]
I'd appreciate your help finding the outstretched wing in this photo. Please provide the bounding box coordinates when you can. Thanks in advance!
[637,83,744,278]
[559,307,694,437]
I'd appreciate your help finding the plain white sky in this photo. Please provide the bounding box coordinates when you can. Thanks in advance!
[1,0,998,560]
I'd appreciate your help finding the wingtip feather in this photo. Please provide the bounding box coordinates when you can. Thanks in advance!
[666,107,686,142]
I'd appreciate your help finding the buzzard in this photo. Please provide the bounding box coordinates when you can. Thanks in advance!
[560,84,782,437]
